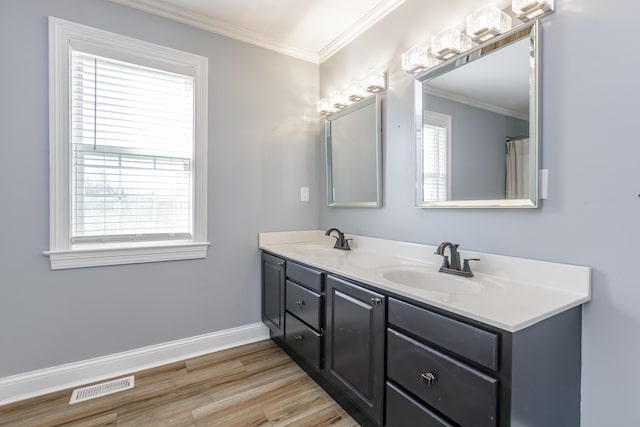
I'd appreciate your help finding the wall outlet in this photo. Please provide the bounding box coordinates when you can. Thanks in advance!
[300,187,310,202]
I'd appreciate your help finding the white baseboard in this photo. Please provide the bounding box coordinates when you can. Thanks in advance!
[0,322,270,406]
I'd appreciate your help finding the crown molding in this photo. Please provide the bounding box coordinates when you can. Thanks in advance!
[318,0,406,63]
[423,85,529,121]
[110,0,406,64]
[109,0,320,63]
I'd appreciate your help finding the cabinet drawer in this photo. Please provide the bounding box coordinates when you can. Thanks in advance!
[285,313,322,370]
[387,329,497,427]
[287,262,324,292]
[286,280,322,331]
[388,298,498,370]
[386,381,453,427]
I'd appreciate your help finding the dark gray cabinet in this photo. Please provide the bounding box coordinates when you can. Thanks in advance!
[387,329,497,427]
[261,253,285,339]
[325,275,385,426]
[282,260,325,372]
[386,297,581,427]
[261,252,583,427]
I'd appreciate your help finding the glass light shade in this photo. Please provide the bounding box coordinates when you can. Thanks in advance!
[512,0,554,21]
[466,5,512,42]
[317,98,333,116]
[365,70,386,93]
[402,46,441,74]
[347,80,369,101]
[330,90,350,109]
[431,28,474,60]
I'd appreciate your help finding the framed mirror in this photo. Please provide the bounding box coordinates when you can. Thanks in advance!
[326,94,382,207]
[415,21,539,208]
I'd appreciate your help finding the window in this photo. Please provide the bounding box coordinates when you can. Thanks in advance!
[421,111,451,202]
[46,17,209,269]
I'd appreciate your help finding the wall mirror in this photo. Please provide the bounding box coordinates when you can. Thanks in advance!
[415,21,539,208]
[326,94,382,207]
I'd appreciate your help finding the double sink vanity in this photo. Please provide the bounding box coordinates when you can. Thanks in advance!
[263,9,575,427]
[259,230,590,427]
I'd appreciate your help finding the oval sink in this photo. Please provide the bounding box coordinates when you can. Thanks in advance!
[377,266,482,295]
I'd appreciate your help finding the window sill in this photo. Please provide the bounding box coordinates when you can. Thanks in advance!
[44,241,210,270]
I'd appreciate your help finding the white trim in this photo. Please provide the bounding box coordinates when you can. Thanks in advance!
[109,0,319,63]
[0,322,270,407]
[44,242,210,270]
[47,17,208,269]
[423,85,529,121]
[108,0,407,64]
[318,0,407,63]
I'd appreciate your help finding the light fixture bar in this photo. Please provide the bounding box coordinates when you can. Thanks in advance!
[318,68,386,117]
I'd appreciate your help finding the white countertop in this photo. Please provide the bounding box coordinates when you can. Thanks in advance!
[259,230,591,332]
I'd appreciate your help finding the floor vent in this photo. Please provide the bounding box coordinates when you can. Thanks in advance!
[69,375,134,404]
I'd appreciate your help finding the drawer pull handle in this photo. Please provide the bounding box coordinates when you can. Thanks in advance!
[421,372,436,386]
[370,297,383,306]
[295,335,304,341]
[295,300,305,307]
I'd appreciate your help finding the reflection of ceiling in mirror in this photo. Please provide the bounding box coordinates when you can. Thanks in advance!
[425,38,530,118]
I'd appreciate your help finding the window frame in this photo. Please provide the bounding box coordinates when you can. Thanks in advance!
[421,110,452,201]
[417,110,452,204]
[46,17,209,270]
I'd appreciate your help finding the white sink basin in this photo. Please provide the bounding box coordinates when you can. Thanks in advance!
[377,265,482,295]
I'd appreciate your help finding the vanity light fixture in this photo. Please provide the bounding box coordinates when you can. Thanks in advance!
[318,69,387,117]
[347,80,369,101]
[512,0,554,21]
[330,89,350,109]
[401,1,553,76]
[466,5,512,42]
[431,27,474,60]
[317,98,334,116]
[401,46,441,75]
[364,70,386,93]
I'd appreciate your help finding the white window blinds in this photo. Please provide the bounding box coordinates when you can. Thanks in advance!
[422,111,451,202]
[71,51,194,244]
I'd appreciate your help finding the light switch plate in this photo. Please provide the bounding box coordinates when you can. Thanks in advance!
[300,187,310,202]
[539,169,548,199]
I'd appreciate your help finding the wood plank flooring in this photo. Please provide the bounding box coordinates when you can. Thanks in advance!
[0,340,358,427]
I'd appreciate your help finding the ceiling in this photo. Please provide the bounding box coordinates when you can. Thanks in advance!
[110,0,407,63]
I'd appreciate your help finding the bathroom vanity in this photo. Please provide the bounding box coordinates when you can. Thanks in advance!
[260,231,590,427]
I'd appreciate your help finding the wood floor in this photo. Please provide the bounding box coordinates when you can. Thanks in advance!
[0,340,358,427]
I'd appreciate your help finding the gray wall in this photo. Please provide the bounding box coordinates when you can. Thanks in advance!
[423,93,528,200]
[0,0,318,377]
[320,0,639,425]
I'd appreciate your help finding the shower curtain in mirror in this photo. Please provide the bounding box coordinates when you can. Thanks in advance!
[506,138,530,199]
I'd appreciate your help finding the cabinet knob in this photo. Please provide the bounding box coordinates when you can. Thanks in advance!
[370,297,383,306]
[421,372,436,386]
[294,335,304,341]
[295,300,305,307]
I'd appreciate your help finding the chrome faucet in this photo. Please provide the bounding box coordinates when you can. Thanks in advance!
[325,228,351,251]
[434,242,479,277]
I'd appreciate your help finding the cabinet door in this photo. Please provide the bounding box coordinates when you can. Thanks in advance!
[262,253,286,338]
[325,275,385,425]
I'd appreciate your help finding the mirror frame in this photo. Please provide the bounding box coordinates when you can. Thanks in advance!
[326,94,383,207]
[414,21,540,208]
